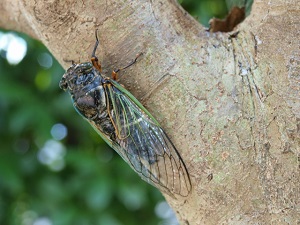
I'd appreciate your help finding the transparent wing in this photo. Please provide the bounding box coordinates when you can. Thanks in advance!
[105,82,191,197]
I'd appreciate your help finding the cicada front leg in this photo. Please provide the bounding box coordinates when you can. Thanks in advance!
[112,53,143,80]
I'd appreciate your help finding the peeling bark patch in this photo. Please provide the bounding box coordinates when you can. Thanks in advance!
[209,7,245,33]
[207,173,213,181]
[288,56,300,82]
[282,142,292,154]
[264,142,271,151]
[33,1,77,26]
[287,128,299,141]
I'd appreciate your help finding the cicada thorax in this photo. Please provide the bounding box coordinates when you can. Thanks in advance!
[69,69,116,140]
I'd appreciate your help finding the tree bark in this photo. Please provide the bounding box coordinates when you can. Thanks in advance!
[1,0,299,224]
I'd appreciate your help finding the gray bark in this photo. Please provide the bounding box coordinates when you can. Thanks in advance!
[1,0,299,224]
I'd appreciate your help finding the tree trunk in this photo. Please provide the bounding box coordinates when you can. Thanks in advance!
[1,0,299,224]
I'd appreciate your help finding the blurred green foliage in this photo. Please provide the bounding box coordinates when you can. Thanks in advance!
[0,1,251,225]
[180,0,228,26]
[0,32,163,225]
[180,0,253,26]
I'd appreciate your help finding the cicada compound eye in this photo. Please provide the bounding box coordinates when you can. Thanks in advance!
[59,76,68,90]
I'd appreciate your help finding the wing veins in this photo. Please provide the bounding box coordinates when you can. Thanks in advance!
[106,83,191,196]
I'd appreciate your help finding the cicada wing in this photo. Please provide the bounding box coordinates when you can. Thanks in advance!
[105,82,191,197]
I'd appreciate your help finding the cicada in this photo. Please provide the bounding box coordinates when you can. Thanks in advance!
[59,32,191,197]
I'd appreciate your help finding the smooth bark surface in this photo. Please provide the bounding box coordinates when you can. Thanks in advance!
[1,0,299,224]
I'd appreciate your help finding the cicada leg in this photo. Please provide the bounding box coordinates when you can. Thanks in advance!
[91,29,102,72]
[112,53,143,80]
[63,59,76,65]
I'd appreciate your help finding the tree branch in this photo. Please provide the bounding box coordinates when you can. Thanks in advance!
[1,0,299,224]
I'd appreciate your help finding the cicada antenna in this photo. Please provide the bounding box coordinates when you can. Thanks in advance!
[92,29,99,58]
[63,59,76,65]
[91,29,102,72]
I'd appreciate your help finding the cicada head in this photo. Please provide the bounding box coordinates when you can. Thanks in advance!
[60,62,101,96]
